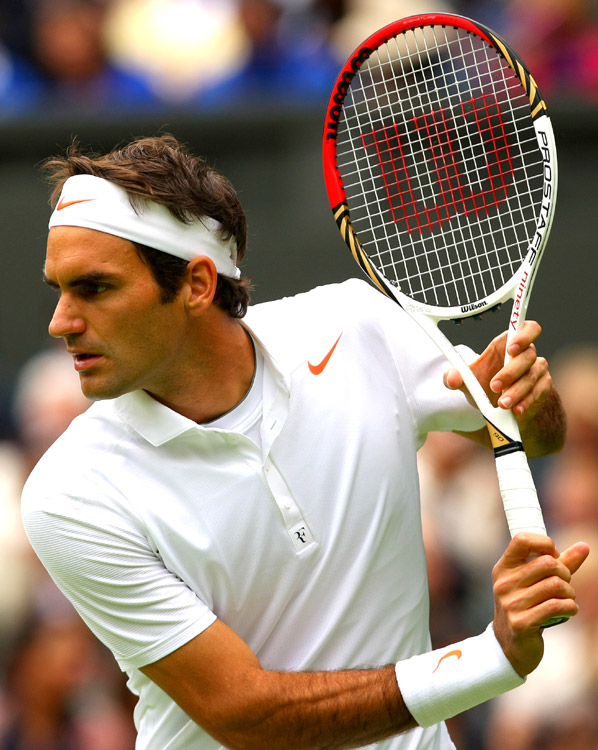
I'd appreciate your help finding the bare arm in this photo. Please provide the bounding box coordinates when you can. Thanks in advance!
[140,530,589,750]
[141,619,416,750]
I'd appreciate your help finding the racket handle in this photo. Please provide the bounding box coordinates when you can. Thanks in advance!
[495,450,547,537]
[495,450,570,629]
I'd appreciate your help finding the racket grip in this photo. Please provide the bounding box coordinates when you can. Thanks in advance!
[495,450,547,537]
[495,451,570,628]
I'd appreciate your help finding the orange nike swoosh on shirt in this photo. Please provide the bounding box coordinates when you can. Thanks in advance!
[56,198,96,210]
[308,333,343,375]
[432,649,462,673]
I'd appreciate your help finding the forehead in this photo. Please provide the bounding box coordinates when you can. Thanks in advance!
[45,226,147,279]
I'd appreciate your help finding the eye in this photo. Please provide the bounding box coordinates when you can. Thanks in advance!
[79,282,110,298]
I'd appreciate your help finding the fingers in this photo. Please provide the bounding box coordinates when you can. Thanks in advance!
[504,320,542,358]
[497,532,558,566]
[493,534,589,632]
[493,357,551,415]
[443,321,547,415]
[488,322,550,415]
[491,533,586,675]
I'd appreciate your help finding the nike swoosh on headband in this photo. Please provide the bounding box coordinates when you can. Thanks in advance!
[56,198,96,210]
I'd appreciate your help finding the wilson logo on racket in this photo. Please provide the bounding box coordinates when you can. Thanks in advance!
[325,46,372,142]
[360,94,514,235]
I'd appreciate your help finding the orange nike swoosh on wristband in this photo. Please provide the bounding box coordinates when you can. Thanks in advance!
[308,333,343,375]
[56,198,96,210]
[432,650,462,673]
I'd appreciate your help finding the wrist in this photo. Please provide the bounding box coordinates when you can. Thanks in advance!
[395,623,525,727]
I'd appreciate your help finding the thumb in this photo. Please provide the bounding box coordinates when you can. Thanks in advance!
[443,367,464,391]
[559,542,590,576]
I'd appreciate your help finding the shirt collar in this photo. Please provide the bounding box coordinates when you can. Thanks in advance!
[114,389,198,446]
[113,315,292,447]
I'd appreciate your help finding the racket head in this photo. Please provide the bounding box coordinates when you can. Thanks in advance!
[323,13,557,321]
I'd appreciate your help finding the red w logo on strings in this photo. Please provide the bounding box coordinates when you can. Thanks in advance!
[361,94,514,235]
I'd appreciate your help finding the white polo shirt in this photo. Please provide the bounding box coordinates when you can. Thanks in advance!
[22,279,483,750]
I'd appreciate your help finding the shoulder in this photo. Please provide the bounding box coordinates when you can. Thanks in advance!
[246,278,402,340]
[249,277,385,313]
[21,399,130,509]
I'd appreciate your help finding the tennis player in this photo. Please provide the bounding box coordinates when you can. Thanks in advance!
[22,135,589,750]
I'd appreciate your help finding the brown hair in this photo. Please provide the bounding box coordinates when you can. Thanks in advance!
[42,134,252,316]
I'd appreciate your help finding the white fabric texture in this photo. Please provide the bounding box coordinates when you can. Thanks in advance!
[396,623,525,728]
[48,174,240,278]
[22,279,485,750]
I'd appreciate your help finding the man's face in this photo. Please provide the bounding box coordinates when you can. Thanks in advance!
[44,226,189,401]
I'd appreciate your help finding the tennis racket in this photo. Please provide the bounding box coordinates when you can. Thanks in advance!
[323,13,560,598]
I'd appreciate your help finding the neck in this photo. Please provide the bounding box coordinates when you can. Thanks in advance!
[147,311,256,424]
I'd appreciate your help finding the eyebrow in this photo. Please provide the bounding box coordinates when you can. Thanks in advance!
[42,270,116,290]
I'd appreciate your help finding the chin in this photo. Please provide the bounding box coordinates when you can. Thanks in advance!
[79,376,133,402]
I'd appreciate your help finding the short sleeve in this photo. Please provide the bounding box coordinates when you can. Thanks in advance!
[359,282,485,443]
[22,486,216,671]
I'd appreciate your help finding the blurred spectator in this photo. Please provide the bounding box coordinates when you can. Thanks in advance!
[418,430,509,635]
[27,0,160,113]
[105,0,343,107]
[538,344,598,531]
[199,0,342,107]
[0,604,136,750]
[10,346,91,474]
[0,347,136,748]
[330,0,454,59]
[0,347,90,656]
[452,0,508,29]
[500,0,598,99]
[104,0,247,103]
[0,0,596,115]
[548,344,598,452]
[0,45,40,116]
[486,525,598,750]
[0,5,42,116]
[1,610,95,750]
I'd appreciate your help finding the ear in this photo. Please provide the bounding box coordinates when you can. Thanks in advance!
[184,256,218,315]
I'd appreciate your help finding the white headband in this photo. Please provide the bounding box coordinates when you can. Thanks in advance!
[49,174,240,279]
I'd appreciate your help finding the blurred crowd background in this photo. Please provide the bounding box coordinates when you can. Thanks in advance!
[0,1,597,748]
[0,0,596,117]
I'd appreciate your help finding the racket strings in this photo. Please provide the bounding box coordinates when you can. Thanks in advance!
[336,25,544,309]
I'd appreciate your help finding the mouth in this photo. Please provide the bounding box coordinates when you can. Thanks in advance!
[70,351,104,371]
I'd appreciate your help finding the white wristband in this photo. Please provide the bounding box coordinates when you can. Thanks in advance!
[395,624,525,727]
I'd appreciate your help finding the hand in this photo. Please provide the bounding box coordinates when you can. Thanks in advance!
[444,320,550,417]
[444,321,565,455]
[492,533,590,677]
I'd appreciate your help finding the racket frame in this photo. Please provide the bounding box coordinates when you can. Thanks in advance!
[322,13,559,543]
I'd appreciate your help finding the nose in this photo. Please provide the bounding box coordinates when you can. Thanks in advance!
[48,295,86,338]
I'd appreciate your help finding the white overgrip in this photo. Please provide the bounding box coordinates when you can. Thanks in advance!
[495,450,546,537]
